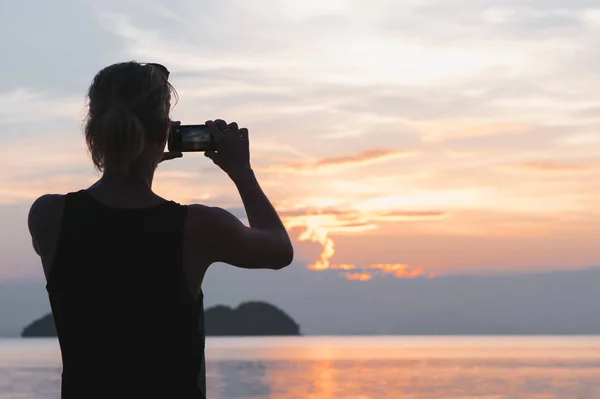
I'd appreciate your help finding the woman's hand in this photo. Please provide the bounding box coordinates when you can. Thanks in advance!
[204,119,251,176]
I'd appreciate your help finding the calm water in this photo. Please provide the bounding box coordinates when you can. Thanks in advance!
[1,336,600,398]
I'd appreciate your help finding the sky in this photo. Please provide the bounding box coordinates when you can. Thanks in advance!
[1,0,600,286]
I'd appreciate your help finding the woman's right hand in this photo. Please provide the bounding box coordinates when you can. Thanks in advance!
[204,119,251,176]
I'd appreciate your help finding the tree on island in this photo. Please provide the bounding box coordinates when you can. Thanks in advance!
[21,301,300,337]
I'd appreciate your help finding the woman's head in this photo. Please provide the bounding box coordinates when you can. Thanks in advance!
[84,61,177,173]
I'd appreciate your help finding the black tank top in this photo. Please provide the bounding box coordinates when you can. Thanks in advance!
[46,190,206,399]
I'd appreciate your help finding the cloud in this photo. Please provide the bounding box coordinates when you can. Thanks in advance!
[368,264,435,278]
[261,148,416,174]
[2,0,600,280]
[374,1,595,46]
[556,132,600,146]
[0,0,129,95]
[376,210,449,221]
[0,89,84,127]
[0,130,94,204]
[511,161,597,172]
[333,264,435,282]
[346,273,372,281]
[281,206,442,280]
[280,207,448,226]
[415,121,531,143]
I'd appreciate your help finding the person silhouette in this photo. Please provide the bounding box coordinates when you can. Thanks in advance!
[27,61,294,399]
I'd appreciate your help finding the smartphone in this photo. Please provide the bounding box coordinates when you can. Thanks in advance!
[168,121,216,152]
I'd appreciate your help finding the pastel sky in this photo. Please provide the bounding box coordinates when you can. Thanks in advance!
[1,0,600,283]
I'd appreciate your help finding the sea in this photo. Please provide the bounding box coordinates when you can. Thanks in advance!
[1,336,599,399]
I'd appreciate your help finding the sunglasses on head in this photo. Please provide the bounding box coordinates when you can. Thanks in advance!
[143,63,170,79]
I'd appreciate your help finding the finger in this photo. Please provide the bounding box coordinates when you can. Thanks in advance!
[228,122,239,132]
[205,120,222,136]
[239,127,249,141]
[204,151,217,160]
[215,119,228,131]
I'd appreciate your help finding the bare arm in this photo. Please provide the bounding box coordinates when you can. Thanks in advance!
[231,167,291,242]
[187,168,292,270]
[188,119,294,270]
[221,168,293,268]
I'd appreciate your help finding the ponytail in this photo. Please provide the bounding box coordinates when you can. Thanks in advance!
[85,107,146,173]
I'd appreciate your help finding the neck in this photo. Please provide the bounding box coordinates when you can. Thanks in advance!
[99,165,156,192]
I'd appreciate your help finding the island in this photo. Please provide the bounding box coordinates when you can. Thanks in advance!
[21,301,301,337]
[204,302,300,336]
[22,313,57,337]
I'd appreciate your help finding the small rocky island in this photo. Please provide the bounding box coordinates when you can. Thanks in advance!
[21,301,301,337]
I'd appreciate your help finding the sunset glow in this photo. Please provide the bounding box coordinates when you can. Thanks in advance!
[1,0,600,281]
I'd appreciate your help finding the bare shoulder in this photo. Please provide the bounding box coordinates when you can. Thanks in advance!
[186,204,239,223]
[184,204,246,259]
[181,204,241,294]
[28,194,66,233]
[28,194,67,275]
[185,204,242,237]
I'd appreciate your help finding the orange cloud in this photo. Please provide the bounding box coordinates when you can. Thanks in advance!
[262,148,416,174]
[342,264,434,282]
[368,264,435,278]
[296,223,335,271]
[281,208,447,222]
[331,264,356,270]
[280,208,355,218]
[376,210,449,221]
[513,162,596,172]
[283,207,437,280]
[346,273,372,281]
